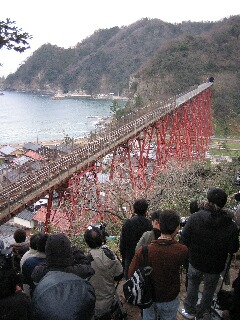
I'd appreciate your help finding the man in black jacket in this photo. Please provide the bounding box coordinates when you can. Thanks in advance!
[120,198,152,279]
[179,188,239,320]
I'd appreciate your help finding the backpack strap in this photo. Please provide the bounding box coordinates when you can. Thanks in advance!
[142,245,148,267]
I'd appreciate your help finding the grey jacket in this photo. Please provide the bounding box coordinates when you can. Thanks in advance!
[88,246,123,318]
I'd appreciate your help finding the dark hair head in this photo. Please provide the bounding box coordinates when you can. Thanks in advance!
[13,229,26,243]
[159,210,180,235]
[36,233,49,253]
[207,188,227,208]
[84,226,103,249]
[190,200,199,214]
[133,198,149,215]
[30,233,40,250]
[150,210,161,222]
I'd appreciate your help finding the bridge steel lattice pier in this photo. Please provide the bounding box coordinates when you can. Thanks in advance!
[0,83,213,232]
[48,83,213,233]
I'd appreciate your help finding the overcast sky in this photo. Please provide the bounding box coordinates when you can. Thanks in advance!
[0,0,239,77]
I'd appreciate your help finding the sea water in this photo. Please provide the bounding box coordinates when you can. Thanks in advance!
[0,91,124,145]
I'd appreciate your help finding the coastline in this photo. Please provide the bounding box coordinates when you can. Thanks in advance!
[1,137,88,150]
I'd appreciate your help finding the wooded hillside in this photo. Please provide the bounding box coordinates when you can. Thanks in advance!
[131,15,240,135]
[4,18,214,95]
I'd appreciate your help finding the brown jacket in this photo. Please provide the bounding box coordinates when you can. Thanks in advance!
[129,239,188,302]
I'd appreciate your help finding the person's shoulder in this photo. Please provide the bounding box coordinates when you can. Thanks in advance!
[132,214,151,224]
[175,241,188,252]
[122,218,132,228]
[31,264,47,283]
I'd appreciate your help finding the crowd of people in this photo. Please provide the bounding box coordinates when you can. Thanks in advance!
[0,187,240,320]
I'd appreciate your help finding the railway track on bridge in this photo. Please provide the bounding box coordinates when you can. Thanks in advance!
[0,82,212,223]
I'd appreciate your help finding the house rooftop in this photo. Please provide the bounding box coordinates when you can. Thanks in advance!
[13,155,31,166]
[23,142,42,151]
[25,150,45,161]
[15,209,36,221]
[0,145,17,156]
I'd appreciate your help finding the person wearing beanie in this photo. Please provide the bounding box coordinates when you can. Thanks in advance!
[31,233,94,284]
[179,188,239,320]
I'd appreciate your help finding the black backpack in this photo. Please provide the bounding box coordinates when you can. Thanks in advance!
[123,245,153,309]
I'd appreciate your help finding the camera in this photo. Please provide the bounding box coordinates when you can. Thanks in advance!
[180,217,188,228]
[0,247,13,270]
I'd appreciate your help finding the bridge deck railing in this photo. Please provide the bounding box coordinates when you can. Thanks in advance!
[0,82,212,221]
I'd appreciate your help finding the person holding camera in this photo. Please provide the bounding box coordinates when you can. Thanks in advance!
[84,225,124,320]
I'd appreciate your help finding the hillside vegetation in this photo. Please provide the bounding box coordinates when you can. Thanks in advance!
[4,18,214,94]
[3,15,240,134]
[132,16,240,135]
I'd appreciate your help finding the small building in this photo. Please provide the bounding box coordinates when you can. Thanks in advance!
[25,150,45,161]
[0,145,24,159]
[23,142,42,152]
[13,155,31,166]
[13,209,36,228]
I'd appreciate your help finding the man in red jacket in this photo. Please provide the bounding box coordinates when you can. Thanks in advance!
[129,210,188,320]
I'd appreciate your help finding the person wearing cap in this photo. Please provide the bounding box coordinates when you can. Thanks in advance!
[179,188,239,320]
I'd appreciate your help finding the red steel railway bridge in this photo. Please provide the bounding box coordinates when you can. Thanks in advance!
[0,82,213,232]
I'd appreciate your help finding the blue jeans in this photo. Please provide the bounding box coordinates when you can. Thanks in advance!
[142,297,179,320]
[184,264,220,317]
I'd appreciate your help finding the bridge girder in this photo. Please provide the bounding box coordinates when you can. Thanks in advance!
[46,87,213,232]
[0,84,213,232]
